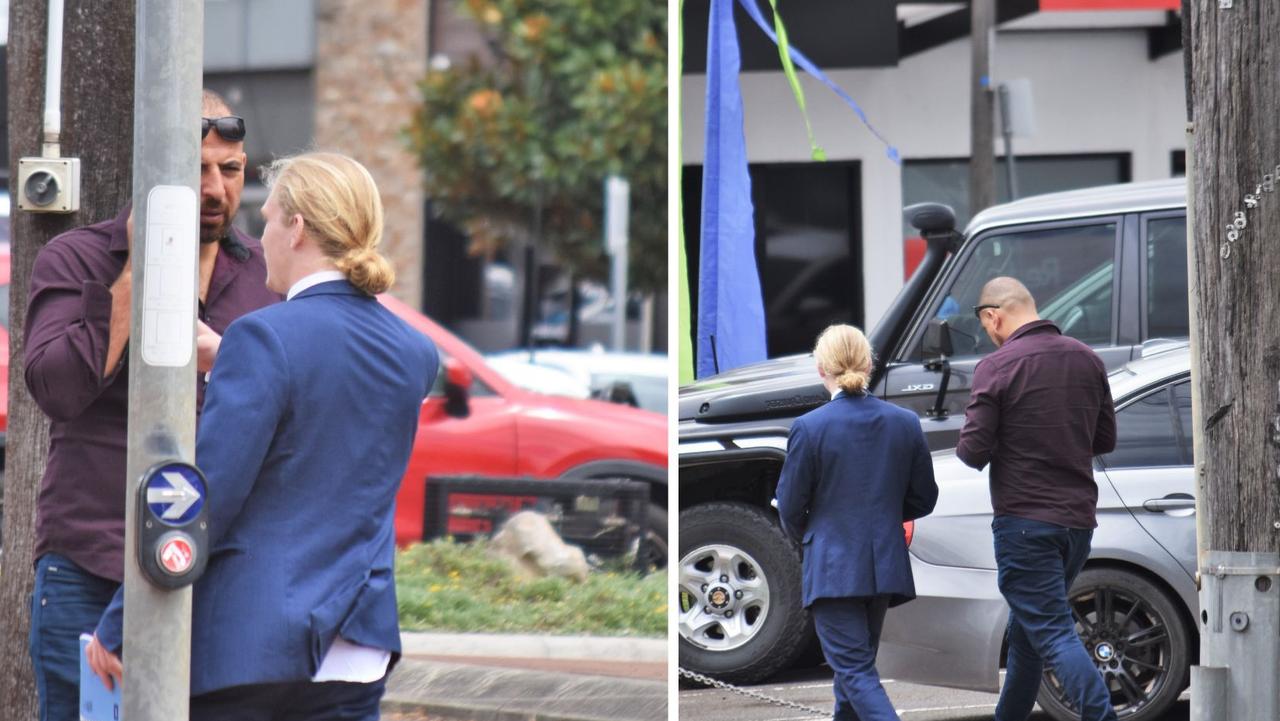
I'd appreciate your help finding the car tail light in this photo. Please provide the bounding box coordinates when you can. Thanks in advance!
[903,520,915,547]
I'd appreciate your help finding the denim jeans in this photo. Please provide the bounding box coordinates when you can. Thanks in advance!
[29,553,120,721]
[991,516,1116,721]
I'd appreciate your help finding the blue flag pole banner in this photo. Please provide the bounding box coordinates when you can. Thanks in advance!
[697,0,769,379]
[736,0,901,164]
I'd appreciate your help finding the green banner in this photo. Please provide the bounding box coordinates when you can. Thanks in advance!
[678,0,694,384]
[765,0,825,161]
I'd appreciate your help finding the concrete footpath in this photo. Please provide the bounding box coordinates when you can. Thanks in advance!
[382,632,668,721]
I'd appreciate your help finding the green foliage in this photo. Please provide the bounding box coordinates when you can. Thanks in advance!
[396,538,667,636]
[406,0,667,292]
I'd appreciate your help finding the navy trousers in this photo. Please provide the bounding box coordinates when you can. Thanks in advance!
[191,676,387,721]
[810,596,898,721]
[992,515,1117,721]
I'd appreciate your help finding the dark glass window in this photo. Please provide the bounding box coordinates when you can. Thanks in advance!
[912,223,1117,358]
[430,353,495,398]
[1173,380,1193,466]
[902,154,1130,232]
[682,162,863,359]
[1145,216,1189,340]
[1102,386,1181,469]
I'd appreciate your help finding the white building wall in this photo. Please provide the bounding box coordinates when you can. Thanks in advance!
[682,29,1186,328]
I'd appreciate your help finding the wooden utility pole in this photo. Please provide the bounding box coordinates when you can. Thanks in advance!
[1188,0,1280,565]
[1187,1,1280,718]
[1,1,134,713]
[968,0,996,217]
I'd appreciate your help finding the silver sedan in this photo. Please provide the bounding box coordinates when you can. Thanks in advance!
[877,346,1196,721]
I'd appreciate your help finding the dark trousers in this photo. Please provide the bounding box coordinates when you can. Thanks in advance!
[191,676,387,721]
[992,515,1117,721]
[29,553,120,721]
[810,596,898,721]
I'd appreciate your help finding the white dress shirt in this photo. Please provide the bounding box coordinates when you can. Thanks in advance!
[286,269,347,301]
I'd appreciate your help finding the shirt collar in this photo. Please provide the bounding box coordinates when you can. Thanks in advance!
[287,270,346,301]
[108,204,131,254]
[1006,319,1061,345]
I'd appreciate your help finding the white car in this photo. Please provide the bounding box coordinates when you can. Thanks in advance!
[487,348,668,414]
[481,355,592,400]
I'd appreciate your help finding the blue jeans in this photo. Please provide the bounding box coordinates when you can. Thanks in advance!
[29,553,120,721]
[811,596,897,721]
[992,516,1116,721]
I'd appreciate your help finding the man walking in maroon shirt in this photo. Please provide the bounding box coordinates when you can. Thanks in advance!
[957,277,1117,721]
[23,89,279,721]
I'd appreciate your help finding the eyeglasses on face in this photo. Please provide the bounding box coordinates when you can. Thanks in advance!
[201,116,246,141]
[972,303,1001,320]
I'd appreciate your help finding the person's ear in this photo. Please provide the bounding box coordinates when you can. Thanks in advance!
[288,214,305,249]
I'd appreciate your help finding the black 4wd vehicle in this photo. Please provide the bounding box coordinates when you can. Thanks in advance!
[678,179,1189,683]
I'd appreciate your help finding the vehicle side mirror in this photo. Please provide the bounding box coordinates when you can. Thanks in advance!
[922,319,954,420]
[598,380,639,408]
[922,318,954,360]
[443,359,472,419]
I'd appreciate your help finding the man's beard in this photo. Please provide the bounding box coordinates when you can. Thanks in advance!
[200,210,230,244]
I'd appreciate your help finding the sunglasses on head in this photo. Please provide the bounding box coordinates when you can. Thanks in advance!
[201,116,246,141]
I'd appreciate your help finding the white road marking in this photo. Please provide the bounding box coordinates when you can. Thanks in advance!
[898,703,997,715]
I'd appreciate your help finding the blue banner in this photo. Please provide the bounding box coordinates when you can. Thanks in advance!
[697,0,768,378]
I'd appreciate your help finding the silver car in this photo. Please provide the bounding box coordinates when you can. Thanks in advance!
[878,345,1196,721]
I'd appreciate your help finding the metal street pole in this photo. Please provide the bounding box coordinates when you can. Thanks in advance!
[605,176,630,351]
[123,1,202,719]
[997,83,1018,201]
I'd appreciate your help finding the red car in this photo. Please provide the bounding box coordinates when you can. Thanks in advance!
[0,251,668,564]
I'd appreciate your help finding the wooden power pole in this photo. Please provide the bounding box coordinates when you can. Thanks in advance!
[1,1,134,713]
[968,0,996,217]
[1187,1,1280,718]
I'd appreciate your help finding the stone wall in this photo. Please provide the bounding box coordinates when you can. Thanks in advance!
[314,0,427,308]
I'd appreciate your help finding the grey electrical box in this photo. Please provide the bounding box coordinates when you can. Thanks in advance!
[17,156,81,213]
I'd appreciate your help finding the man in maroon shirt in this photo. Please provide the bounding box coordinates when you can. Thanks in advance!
[957,277,1117,721]
[23,89,279,721]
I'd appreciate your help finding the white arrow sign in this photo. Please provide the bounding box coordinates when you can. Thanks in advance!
[147,471,201,520]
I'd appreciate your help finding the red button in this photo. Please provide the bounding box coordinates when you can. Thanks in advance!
[159,537,194,574]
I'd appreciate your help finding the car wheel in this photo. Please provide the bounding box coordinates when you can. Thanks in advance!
[1036,567,1190,721]
[678,502,812,684]
[636,504,667,571]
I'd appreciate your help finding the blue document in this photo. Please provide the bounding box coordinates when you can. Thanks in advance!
[79,633,121,721]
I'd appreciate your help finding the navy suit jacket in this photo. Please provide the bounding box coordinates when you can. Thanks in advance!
[775,391,938,608]
[97,280,438,695]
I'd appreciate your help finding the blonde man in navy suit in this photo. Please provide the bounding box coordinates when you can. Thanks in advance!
[776,325,938,721]
[88,152,438,720]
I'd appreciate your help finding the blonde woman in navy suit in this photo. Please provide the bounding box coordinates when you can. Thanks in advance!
[776,325,938,721]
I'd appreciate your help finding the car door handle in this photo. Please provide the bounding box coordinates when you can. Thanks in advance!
[1142,495,1196,513]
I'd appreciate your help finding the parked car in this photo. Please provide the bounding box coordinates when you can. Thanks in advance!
[488,347,669,414]
[378,295,669,567]
[876,344,1195,721]
[679,179,1190,683]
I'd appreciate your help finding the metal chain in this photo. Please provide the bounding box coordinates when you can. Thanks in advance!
[677,667,831,719]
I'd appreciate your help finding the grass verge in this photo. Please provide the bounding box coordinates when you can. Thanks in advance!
[396,538,666,637]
